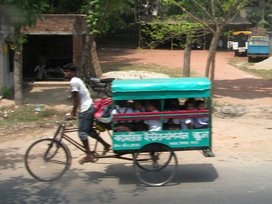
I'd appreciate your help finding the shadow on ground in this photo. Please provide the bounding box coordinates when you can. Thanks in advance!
[0,162,218,203]
[79,163,218,186]
[214,78,272,100]
[23,85,71,107]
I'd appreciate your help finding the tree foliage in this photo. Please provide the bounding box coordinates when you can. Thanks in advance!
[81,0,134,35]
[142,18,204,49]
[246,0,272,30]
[164,0,252,79]
[1,0,50,104]
[1,0,49,28]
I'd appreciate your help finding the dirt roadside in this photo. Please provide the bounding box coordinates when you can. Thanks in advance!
[99,49,272,105]
[1,49,272,162]
[97,49,272,160]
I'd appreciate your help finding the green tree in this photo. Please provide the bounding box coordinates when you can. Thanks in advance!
[80,0,134,77]
[142,18,205,76]
[133,0,162,48]
[165,0,253,94]
[246,0,272,30]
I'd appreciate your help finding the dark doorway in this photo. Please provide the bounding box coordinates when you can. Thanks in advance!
[23,35,73,80]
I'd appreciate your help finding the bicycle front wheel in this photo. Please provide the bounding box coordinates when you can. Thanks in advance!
[25,138,71,181]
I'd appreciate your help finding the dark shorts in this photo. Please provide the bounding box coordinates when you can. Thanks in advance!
[78,106,94,140]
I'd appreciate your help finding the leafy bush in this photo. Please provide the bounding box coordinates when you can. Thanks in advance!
[1,87,12,99]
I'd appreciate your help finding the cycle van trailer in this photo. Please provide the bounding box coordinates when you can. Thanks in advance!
[24,77,214,187]
[111,77,214,157]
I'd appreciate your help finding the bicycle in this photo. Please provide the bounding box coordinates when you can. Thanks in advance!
[25,76,214,187]
[24,117,176,186]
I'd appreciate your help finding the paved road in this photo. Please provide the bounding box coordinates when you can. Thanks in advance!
[1,120,272,204]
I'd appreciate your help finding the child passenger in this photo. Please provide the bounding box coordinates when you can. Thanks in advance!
[163,99,181,130]
[194,100,209,129]
[181,98,195,129]
[132,100,146,113]
[98,100,133,132]
[112,100,134,132]
[144,100,162,131]
[132,100,149,131]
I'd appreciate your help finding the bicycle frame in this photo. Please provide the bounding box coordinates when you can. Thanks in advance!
[51,120,135,161]
[25,77,214,187]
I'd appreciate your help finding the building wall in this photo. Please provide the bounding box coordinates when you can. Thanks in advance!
[22,14,87,68]
[22,14,88,36]
[73,34,85,66]
[0,14,88,93]
[0,14,14,92]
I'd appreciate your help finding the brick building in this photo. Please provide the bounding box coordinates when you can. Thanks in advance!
[22,14,88,80]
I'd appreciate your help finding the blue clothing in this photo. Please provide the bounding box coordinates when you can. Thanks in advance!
[78,105,94,140]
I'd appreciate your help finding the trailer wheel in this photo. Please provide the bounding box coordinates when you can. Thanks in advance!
[133,143,177,187]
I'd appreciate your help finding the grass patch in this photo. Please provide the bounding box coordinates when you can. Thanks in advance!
[239,67,272,79]
[229,58,272,80]
[0,105,65,128]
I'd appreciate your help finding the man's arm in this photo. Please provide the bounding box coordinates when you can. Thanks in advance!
[71,91,80,117]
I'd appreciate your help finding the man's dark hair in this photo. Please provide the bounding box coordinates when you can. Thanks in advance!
[63,63,77,72]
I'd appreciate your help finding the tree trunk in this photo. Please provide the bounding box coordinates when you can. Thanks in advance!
[138,23,142,48]
[80,34,102,78]
[183,43,191,77]
[14,48,23,105]
[205,26,222,97]
[80,34,90,77]
[89,35,102,78]
[205,27,221,78]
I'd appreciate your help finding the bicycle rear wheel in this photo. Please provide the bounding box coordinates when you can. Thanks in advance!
[25,138,71,181]
[133,143,177,187]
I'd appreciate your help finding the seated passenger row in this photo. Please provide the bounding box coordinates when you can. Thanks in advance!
[99,98,209,132]
[163,98,209,130]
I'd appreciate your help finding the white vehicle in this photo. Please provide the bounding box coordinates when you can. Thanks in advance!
[229,31,252,56]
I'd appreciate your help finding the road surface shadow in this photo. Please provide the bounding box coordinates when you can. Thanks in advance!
[0,162,218,204]
[78,163,218,186]
[23,86,71,106]
[214,78,272,100]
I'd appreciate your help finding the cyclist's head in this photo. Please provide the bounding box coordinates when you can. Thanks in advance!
[63,63,77,73]
[63,63,78,79]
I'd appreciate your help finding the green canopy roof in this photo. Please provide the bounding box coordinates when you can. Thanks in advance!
[112,77,211,100]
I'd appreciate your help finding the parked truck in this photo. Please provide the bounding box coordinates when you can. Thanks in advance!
[230,31,252,56]
[247,36,270,62]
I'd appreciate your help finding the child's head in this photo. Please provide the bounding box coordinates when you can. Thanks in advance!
[184,98,195,110]
[146,100,160,112]
[164,99,180,110]
[133,100,145,110]
[195,100,206,110]
[116,100,129,108]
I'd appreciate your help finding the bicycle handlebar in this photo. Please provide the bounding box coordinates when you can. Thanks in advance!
[64,113,76,121]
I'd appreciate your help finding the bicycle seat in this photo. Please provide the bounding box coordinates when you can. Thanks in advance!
[100,78,115,83]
